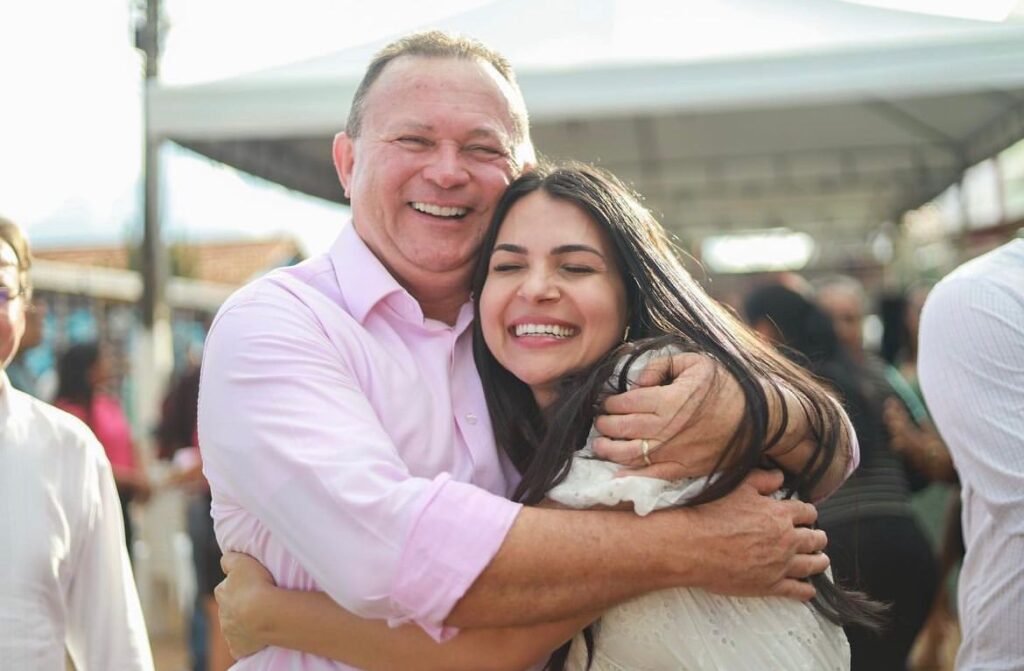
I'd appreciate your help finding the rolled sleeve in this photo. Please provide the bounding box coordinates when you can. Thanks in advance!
[391,475,521,640]
[199,283,521,633]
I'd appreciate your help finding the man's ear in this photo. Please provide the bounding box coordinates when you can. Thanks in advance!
[333,132,356,199]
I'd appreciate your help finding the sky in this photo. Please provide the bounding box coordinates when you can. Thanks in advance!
[1,0,1020,258]
[0,0,495,256]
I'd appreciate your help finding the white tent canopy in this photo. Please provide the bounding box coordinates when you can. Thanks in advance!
[150,0,1024,266]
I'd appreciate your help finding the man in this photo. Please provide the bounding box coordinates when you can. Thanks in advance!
[6,296,53,399]
[918,236,1024,670]
[0,216,153,670]
[199,32,850,669]
[817,276,953,481]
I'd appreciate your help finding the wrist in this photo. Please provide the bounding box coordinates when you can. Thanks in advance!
[764,386,808,460]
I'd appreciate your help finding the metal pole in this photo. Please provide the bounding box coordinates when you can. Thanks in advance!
[139,0,165,328]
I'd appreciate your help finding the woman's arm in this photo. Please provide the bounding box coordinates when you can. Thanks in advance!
[763,385,855,500]
[591,352,856,500]
[217,553,594,671]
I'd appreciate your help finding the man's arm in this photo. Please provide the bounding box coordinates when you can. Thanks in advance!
[918,264,1024,664]
[590,353,857,500]
[448,469,827,627]
[65,436,154,671]
[215,553,594,671]
[199,286,521,640]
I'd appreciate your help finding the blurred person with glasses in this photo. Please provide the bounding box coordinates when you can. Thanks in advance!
[0,215,153,670]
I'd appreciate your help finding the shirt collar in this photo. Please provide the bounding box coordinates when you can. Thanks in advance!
[330,222,416,324]
[329,221,474,335]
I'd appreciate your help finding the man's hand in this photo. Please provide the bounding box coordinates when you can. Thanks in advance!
[216,552,276,660]
[883,398,956,482]
[593,352,744,478]
[668,469,829,601]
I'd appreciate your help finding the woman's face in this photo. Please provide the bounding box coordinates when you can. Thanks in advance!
[479,191,628,406]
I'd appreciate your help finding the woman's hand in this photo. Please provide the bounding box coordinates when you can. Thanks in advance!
[592,352,744,478]
[215,552,276,660]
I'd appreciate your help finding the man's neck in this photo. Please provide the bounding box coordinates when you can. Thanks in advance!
[412,281,471,325]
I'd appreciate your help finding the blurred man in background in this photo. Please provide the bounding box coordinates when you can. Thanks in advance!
[0,215,153,670]
[919,236,1024,670]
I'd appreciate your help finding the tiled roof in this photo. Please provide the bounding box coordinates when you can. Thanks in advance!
[33,238,304,287]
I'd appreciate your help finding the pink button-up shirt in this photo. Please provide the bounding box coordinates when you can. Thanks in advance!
[199,224,523,670]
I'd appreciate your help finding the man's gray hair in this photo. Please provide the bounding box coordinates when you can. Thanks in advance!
[345,31,531,151]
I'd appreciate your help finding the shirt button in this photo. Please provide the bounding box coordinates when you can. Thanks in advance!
[466,413,478,425]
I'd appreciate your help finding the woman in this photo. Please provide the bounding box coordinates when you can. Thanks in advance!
[215,164,877,670]
[744,284,937,671]
[55,342,150,557]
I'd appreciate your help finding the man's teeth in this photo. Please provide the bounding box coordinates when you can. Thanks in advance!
[411,202,468,218]
[514,324,577,338]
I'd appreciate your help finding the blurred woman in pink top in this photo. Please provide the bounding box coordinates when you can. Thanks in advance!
[55,342,151,558]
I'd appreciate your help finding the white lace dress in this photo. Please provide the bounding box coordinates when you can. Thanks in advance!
[546,351,850,671]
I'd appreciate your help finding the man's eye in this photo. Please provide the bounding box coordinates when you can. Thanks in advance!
[396,136,430,147]
[467,145,504,157]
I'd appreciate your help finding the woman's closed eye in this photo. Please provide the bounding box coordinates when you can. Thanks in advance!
[491,262,525,273]
[561,264,598,275]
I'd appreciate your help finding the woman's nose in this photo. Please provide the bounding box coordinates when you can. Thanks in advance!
[517,270,559,302]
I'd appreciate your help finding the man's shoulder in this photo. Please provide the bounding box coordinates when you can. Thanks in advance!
[209,254,356,332]
[926,242,1024,324]
[9,389,108,468]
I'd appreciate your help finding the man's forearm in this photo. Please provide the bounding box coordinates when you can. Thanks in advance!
[446,506,676,627]
[447,474,825,628]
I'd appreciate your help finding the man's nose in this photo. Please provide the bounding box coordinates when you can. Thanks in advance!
[422,142,470,189]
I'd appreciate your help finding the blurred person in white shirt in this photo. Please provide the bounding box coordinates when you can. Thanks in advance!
[0,215,153,671]
[918,236,1024,670]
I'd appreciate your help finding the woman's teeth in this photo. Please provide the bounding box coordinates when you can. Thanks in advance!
[514,324,577,338]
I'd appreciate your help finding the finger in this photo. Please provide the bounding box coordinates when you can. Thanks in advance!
[213,579,227,605]
[613,461,689,481]
[592,436,664,465]
[792,527,828,554]
[770,579,817,602]
[633,352,706,387]
[601,385,666,416]
[593,413,660,441]
[786,551,830,579]
[782,500,820,528]
[221,552,243,575]
[742,469,785,495]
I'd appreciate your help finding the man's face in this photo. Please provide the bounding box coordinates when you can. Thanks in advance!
[818,287,864,356]
[0,241,26,370]
[334,56,527,295]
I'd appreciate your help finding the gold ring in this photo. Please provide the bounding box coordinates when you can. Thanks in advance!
[641,439,652,466]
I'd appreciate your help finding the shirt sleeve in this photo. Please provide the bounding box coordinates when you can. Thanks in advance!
[64,434,154,671]
[918,270,1024,653]
[198,285,521,640]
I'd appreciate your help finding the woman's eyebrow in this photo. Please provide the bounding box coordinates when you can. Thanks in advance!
[493,243,527,254]
[552,244,605,258]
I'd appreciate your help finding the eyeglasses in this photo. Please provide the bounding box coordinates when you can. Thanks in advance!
[0,286,25,307]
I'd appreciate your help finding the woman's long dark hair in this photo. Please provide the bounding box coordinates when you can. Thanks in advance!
[470,163,883,669]
[55,342,101,408]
